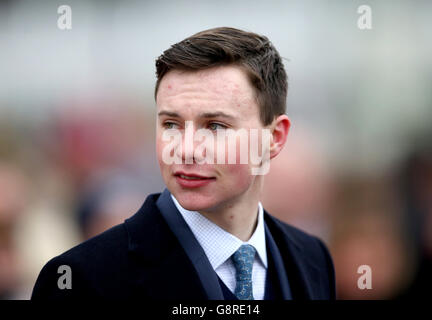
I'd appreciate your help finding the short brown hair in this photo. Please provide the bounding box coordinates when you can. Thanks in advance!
[155,27,288,126]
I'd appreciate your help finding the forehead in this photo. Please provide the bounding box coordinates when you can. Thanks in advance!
[156,65,258,116]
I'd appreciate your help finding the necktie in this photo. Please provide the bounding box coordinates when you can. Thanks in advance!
[231,244,256,300]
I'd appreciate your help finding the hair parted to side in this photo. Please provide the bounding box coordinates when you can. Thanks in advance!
[155,27,288,126]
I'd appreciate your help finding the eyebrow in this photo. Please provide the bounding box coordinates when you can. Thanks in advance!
[158,110,236,120]
[157,111,179,118]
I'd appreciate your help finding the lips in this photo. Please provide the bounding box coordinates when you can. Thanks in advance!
[175,171,212,178]
[174,171,215,188]
[178,174,205,180]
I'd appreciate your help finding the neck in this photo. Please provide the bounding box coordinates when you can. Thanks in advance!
[198,177,264,241]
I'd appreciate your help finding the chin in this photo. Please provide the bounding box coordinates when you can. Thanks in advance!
[172,190,218,212]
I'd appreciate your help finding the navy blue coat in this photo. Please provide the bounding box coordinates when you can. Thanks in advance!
[31,189,336,300]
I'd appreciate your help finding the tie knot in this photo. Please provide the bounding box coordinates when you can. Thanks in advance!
[231,244,256,280]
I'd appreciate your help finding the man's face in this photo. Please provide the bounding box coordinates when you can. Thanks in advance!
[156,65,266,212]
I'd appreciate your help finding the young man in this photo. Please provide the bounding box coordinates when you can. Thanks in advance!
[32,27,335,300]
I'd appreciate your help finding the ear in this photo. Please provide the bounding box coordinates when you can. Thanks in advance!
[269,114,291,160]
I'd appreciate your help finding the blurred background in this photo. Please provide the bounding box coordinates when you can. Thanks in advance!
[0,0,431,299]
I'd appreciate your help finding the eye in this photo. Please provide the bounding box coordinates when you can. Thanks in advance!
[208,122,227,131]
[163,121,180,130]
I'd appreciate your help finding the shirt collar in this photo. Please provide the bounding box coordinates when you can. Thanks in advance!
[171,194,267,270]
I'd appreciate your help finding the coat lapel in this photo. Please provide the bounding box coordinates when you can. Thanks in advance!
[264,211,323,299]
[124,190,224,300]
[124,192,209,299]
[156,189,225,300]
[124,190,323,300]
[264,221,293,299]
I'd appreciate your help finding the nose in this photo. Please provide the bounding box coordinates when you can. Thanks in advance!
[174,121,217,165]
[175,121,193,164]
[174,121,209,164]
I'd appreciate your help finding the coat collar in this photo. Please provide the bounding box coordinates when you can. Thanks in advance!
[263,211,324,299]
[124,191,209,299]
[124,189,322,300]
[156,189,225,299]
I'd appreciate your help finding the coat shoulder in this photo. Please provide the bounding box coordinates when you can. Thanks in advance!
[264,212,336,299]
[31,223,130,299]
[265,212,325,248]
[57,223,128,264]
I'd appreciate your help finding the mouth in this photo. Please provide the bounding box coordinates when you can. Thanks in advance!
[173,172,216,188]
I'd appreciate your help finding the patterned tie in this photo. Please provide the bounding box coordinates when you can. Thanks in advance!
[231,244,256,300]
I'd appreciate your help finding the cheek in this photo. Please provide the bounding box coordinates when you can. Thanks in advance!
[224,163,253,189]
[215,131,250,165]
[215,132,255,189]
[155,137,169,171]
[155,139,163,164]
